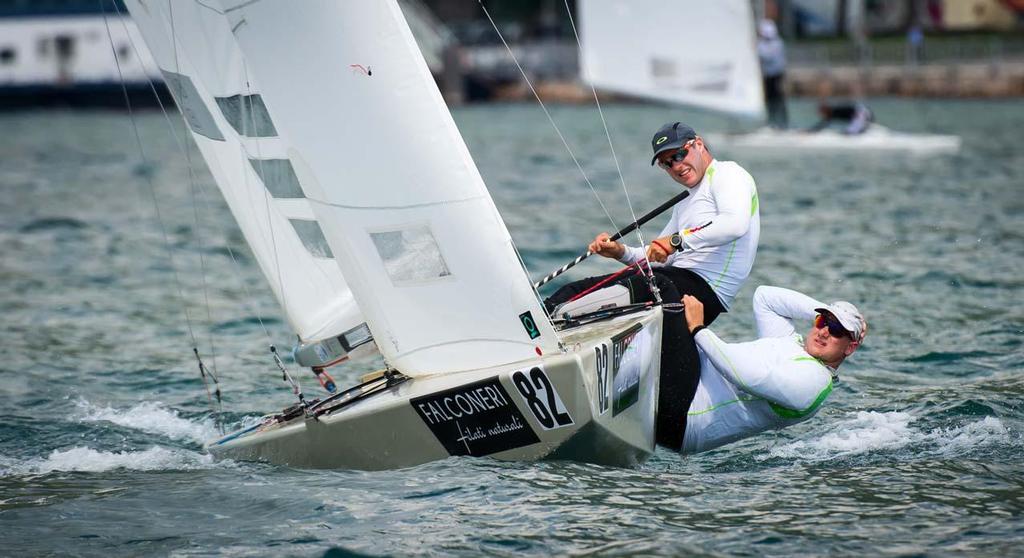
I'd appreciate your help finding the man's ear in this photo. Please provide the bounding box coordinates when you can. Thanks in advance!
[844,340,860,357]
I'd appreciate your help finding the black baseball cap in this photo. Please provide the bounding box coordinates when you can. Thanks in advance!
[650,122,697,165]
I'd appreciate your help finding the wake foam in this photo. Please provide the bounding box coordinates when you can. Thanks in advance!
[76,399,220,444]
[0,400,243,477]
[12,446,214,475]
[766,411,1010,461]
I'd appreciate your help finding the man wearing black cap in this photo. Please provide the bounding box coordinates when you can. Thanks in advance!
[544,121,760,452]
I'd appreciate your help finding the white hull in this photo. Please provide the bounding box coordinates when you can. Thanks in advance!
[708,125,962,154]
[207,309,663,470]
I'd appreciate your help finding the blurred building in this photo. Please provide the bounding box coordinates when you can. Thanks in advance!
[942,0,1020,30]
[0,0,451,108]
[0,0,167,108]
[2,0,1022,108]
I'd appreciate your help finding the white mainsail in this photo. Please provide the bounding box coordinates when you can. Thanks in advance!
[579,0,766,119]
[126,1,560,377]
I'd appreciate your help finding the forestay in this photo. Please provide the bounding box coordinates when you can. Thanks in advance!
[124,1,366,346]
[130,0,561,377]
[578,0,765,119]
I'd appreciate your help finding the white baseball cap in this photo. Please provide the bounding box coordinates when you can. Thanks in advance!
[814,301,867,342]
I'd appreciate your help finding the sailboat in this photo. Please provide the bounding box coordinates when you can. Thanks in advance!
[122,1,661,470]
[578,0,961,154]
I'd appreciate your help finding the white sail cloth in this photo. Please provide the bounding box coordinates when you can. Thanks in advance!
[579,0,766,119]
[126,0,560,376]
[124,1,365,344]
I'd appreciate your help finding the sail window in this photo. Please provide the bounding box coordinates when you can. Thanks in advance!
[160,70,225,141]
[290,219,333,259]
[249,158,304,198]
[369,225,451,285]
[342,323,373,350]
[215,94,278,137]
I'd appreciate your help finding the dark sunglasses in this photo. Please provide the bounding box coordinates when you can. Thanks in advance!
[657,140,696,169]
[814,313,852,340]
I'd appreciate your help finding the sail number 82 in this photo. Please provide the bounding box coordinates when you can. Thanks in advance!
[512,367,573,430]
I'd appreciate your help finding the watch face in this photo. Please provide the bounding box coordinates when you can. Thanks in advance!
[671,233,682,248]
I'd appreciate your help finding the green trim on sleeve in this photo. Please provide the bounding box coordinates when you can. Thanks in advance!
[704,333,751,391]
[688,395,759,416]
[768,380,833,419]
[751,189,759,216]
[711,240,738,291]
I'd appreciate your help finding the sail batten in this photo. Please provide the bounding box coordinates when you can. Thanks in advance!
[306,196,488,211]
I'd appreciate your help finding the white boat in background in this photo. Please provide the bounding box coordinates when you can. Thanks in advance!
[706,124,962,154]
[122,0,661,470]
[0,1,166,108]
[578,0,962,155]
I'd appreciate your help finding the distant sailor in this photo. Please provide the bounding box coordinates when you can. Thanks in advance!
[809,100,874,135]
[757,19,789,129]
[544,121,760,451]
[677,286,867,454]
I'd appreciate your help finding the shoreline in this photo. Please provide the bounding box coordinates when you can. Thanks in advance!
[461,59,1024,104]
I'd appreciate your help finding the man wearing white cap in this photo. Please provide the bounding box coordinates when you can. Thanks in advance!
[677,285,866,454]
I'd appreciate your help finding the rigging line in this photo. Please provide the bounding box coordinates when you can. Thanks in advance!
[240,64,291,351]
[235,69,345,346]
[101,0,219,414]
[239,62,303,402]
[106,0,219,416]
[167,0,223,395]
[561,0,650,268]
[477,1,619,235]
[109,1,274,344]
[100,1,197,347]
[167,0,222,419]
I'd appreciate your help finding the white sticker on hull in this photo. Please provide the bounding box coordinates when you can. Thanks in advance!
[595,344,610,415]
[511,366,574,430]
[612,323,648,416]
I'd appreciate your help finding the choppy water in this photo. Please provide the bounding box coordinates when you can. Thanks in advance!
[2,99,1023,556]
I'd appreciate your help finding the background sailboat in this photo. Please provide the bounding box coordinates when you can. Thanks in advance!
[122,0,662,469]
[578,0,961,154]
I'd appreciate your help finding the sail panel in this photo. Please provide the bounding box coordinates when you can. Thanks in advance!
[159,70,225,141]
[579,0,766,119]
[214,94,278,137]
[124,0,368,346]
[222,0,561,375]
[249,158,304,198]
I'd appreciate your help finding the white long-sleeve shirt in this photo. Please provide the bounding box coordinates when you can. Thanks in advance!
[619,159,760,309]
[680,286,836,454]
[758,36,787,77]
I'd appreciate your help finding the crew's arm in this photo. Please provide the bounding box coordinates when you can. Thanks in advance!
[752,285,823,339]
[845,105,871,135]
[694,330,833,413]
[619,210,679,265]
[677,168,755,252]
[619,243,645,265]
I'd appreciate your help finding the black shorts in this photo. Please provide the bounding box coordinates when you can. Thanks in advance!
[544,267,725,451]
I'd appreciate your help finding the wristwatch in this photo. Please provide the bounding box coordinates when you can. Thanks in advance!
[669,232,683,251]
